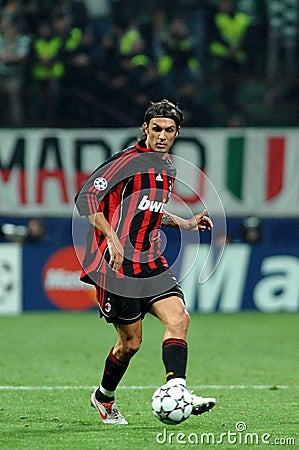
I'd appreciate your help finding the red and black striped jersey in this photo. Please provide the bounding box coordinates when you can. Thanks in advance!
[75,139,176,284]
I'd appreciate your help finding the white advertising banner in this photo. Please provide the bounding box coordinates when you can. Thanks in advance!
[0,244,22,314]
[0,127,298,217]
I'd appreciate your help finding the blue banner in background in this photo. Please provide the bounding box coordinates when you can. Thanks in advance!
[0,217,297,313]
[179,243,299,313]
[18,234,299,313]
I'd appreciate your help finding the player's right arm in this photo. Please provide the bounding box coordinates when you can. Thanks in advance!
[87,212,124,272]
[75,150,139,272]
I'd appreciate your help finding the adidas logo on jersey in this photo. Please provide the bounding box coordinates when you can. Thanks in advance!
[138,195,166,213]
[156,173,163,181]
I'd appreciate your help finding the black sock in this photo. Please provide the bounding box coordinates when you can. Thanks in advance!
[95,348,129,402]
[162,338,188,382]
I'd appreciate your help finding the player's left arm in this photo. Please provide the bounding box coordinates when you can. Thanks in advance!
[162,209,213,232]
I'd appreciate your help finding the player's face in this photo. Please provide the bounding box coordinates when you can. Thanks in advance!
[144,118,178,157]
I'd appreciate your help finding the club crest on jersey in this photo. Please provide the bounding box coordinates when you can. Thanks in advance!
[94,177,108,191]
[138,195,166,213]
[104,301,111,313]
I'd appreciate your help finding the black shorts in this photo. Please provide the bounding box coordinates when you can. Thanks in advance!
[95,268,184,324]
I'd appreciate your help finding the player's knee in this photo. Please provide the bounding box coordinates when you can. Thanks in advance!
[180,309,190,331]
[169,309,190,334]
[118,335,142,361]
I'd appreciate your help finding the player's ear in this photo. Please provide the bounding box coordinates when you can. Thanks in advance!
[143,122,148,133]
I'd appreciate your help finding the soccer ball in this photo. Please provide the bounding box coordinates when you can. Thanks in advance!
[151,383,193,425]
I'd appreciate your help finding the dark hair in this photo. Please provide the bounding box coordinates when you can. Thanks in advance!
[144,99,184,129]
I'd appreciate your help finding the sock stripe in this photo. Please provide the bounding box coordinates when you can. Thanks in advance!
[163,340,187,347]
[163,338,188,350]
[163,338,187,345]
[109,350,128,369]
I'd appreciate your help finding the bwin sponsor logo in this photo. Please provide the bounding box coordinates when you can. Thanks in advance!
[138,195,166,212]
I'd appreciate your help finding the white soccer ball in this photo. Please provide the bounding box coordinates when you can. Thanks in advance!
[151,383,193,425]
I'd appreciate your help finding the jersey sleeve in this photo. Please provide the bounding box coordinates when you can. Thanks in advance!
[75,152,138,216]
[75,181,103,216]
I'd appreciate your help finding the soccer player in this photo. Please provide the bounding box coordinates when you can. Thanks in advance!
[75,99,216,424]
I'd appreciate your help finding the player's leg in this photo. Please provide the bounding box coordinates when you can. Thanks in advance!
[112,320,143,362]
[95,320,142,402]
[150,295,189,384]
[150,296,216,415]
[95,282,143,399]
[97,320,142,398]
[91,320,142,424]
[92,279,143,424]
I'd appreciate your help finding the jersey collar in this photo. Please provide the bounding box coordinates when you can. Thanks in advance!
[136,139,152,153]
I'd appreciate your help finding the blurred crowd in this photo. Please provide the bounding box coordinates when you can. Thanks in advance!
[0,217,46,243]
[0,0,298,128]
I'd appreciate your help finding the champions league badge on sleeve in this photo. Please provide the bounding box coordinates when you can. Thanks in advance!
[94,177,108,191]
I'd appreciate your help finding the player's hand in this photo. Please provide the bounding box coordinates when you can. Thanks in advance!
[186,209,213,232]
[107,232,124,272]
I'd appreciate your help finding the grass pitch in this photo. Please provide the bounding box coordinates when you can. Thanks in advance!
[0,311,298,449]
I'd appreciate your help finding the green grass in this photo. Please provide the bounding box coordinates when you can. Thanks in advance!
[0,312,298,449]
